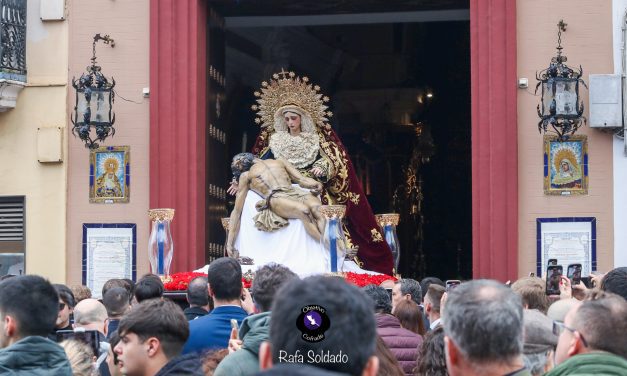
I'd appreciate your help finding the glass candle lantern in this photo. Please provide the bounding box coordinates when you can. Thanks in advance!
[148,208,175,276]
[319,205,348,273]
[375,213,401,273]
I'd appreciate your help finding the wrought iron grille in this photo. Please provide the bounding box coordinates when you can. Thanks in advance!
[0,0,27,76]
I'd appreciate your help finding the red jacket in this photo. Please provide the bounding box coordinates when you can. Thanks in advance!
[376,313,423,376]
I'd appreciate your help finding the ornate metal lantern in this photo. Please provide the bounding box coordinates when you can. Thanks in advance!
[536,20,587,141]
[72,34,116,149]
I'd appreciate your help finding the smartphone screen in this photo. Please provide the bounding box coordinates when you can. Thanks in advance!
[546,265,563,295]
[567,264,582,285]
[445,280,461,292]
[56,330,99,357]
[547,259,558,266]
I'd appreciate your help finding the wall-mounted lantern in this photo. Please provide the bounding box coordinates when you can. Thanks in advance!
[71,34,116,149]
[536,20,587,141]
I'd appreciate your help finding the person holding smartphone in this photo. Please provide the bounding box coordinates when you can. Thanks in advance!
[182,258,250,355]
[215,264,298,376]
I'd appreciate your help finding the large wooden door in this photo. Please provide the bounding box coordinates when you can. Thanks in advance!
[205,6,229,263]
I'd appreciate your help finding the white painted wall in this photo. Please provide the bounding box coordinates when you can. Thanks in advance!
[613,0,627,267]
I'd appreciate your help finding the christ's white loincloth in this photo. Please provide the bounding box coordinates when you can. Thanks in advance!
[228,187,378,277]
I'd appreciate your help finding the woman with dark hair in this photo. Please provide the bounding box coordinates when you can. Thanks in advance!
[376,335,405,376]
[394,300,426,336]
[414,326,448,376]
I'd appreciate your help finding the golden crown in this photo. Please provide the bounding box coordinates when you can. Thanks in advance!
[553,147,578,172]
[251,69,333,129]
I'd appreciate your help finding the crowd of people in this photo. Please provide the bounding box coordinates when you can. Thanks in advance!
[0,260,625,376]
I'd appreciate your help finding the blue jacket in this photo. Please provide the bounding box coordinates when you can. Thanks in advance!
[182,305,248,354]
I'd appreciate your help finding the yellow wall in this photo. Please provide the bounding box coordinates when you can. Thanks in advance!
[0,0,68,282]
[517,0,615,277]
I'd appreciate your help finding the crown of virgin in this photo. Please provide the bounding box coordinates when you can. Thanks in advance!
[251,69,333,130]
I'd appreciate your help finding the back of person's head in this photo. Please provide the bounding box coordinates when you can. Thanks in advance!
[522,309,558,376]
[71,285,92,303]
[73,298,108,326]
[122,279,136,296]
[394,299,424,335]
[54,283,77,309]
[102,279,132,298]
[267,276,378,375]
[207,257,242,301]
[362,284,392,314]
[61,339,96,376]
[397,278,422,304]
[511,277,550,314]
[186,276,209,307]
[117,299,189,359]
[547,298,579,322]
[600,267,627,301]
[0,275,58,339]
[103,287,131,317]
[415,326,448,376]
[420,277,445,301]
[443,279,524,365]
[202,348,229,375]
[425,284,446,313]
[571,294,627,358]
[251,263,298,312]
[375,335,405,376]
[134,274,164,303]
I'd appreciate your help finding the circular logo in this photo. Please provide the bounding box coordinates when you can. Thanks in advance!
[296,305,330,343]
[303,311,322,330]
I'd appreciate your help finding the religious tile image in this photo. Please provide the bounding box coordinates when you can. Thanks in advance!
[544,135,588,196]
[90,146,130,203]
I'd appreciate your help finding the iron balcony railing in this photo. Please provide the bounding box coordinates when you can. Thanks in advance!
[0,0,26,80]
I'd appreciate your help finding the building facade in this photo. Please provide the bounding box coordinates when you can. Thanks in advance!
[0,0,625,284]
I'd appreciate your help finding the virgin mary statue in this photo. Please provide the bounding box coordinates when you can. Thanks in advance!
[247,70,393,275]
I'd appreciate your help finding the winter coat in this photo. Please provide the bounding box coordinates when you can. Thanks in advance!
[154,353,205,376]
[0,336,72,375]
[376,313,423,376]
[184,306,209,321]
[545,352,627,376]
[182,305,249,354]
[214,311,271,376]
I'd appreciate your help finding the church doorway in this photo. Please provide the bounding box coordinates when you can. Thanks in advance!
[210,1,471,280]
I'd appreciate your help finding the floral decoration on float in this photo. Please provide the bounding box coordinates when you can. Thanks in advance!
[161,271,396,291]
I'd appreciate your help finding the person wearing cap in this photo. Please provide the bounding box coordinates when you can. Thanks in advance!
[547,298,580,323]
[522,309,558,376]
[546,294,627,376]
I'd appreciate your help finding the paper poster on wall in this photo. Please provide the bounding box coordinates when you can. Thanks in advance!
[536,217,596,278]
[82,224,136,298]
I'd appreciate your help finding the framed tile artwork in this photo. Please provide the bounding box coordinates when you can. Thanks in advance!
[536,217,596,278]
[82,223,136,298]
[544,135,588,195]
[89,146,130,203]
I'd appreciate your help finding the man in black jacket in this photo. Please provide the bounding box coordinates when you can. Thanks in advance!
[184,276,210,321]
